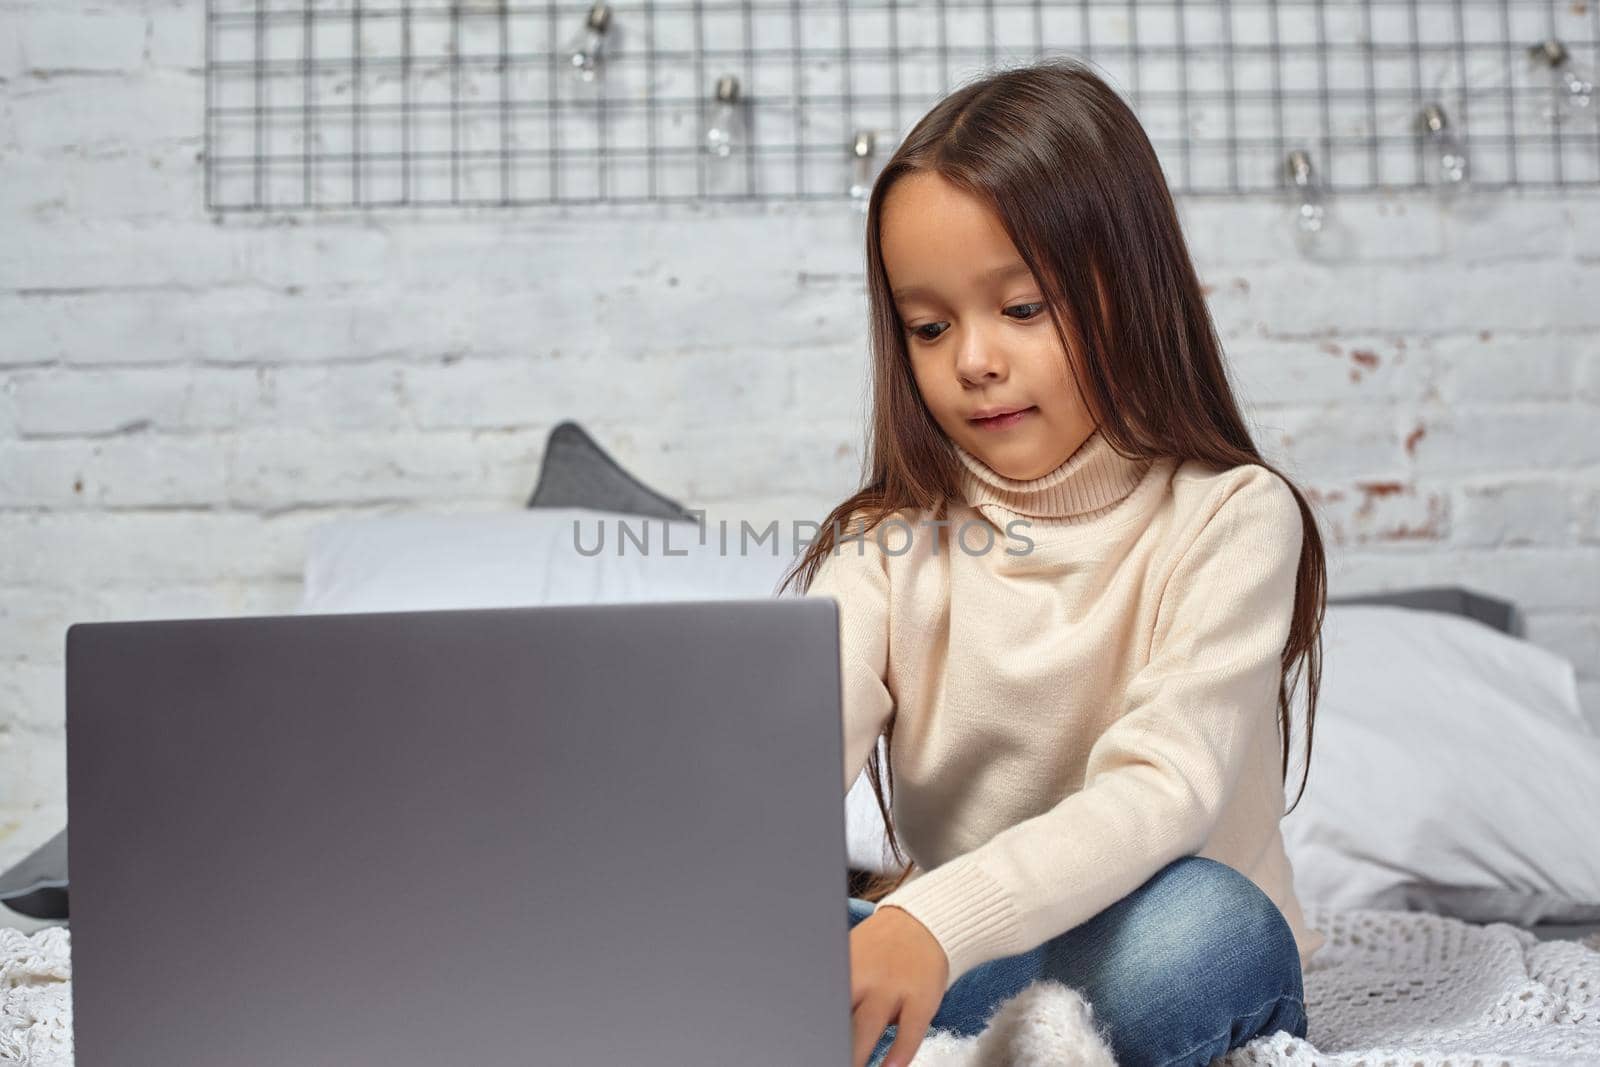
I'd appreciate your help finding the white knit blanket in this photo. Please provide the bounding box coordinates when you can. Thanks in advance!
[4,907,1598,1065]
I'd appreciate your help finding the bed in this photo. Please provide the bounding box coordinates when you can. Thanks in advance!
[5,907,1598,1065]
[5,423,1597,1064]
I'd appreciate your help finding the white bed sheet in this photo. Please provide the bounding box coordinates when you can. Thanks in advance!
[4,906,1598,1065]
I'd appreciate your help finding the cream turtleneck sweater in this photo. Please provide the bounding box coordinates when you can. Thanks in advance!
[806,428,1326,991]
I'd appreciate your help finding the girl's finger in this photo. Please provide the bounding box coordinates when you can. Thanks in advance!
[852,997,898,1067]
[879,995,938,1067]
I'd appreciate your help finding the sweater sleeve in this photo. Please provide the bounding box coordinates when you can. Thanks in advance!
[803,510,896,794]
[875,468,1304,991]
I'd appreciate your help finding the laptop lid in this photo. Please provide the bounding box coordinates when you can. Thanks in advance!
[66,597,850,1066]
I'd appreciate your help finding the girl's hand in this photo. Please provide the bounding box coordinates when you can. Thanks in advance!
[849,904,950,1067]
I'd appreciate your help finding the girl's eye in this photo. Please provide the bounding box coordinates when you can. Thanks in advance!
[906,303,1045,344]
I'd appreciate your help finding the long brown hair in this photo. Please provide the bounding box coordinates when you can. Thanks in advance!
[777,56,1326,905]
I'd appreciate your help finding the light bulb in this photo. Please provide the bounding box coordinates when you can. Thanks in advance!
[1418,103,1471,198]
[704,75,745,158]
[1528,40,1594,123]
[1284,149,1326,249]
[848,130,877,211]
[564,3,612,85]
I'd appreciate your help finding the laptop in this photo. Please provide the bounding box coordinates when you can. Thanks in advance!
[65,597,852,1065]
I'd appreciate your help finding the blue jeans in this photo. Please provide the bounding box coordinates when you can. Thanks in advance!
[850,855,1308,1067]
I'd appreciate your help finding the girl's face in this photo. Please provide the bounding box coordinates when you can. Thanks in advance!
[879,170,1095,482]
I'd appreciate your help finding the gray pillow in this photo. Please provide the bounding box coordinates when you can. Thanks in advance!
[0,828,67,919]
[526,420,696,523]
[1327,586,1523,637]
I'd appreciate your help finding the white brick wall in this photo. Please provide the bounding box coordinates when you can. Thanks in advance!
[2,1,1597,870]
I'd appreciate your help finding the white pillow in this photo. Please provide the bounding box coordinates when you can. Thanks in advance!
[1281,604,1600,925]
[298,506,909,873]
[844,602,1600,921]
[297,507,909,871]
[297,507,800,614]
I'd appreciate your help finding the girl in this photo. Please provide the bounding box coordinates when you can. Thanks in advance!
[778,57,1328,1067]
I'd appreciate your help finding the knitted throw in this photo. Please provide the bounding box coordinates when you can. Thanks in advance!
[4,906,1598,1065]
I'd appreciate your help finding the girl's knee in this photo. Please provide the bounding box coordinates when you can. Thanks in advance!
[1074,858,1306,1064]
[1137,856,1303,994]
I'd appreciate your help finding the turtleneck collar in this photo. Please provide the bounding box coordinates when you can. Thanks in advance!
[952,428,1154,523]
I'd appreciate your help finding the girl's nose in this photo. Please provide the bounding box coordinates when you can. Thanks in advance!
[954,327,1009,385]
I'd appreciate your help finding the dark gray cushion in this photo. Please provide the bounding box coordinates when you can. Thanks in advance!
[526,421,695,522]
[1327,586,1524,638]
[0,828,67,919]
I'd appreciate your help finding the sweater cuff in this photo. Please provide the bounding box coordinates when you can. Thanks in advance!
[875,854,1023,993]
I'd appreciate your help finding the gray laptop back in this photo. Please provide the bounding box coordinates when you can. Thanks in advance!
[66,597,850,1066]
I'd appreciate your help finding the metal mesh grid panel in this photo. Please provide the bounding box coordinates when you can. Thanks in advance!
[204,1,1600,211]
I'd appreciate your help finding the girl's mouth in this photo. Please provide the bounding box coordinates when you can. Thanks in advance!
[971,407,1036,430]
